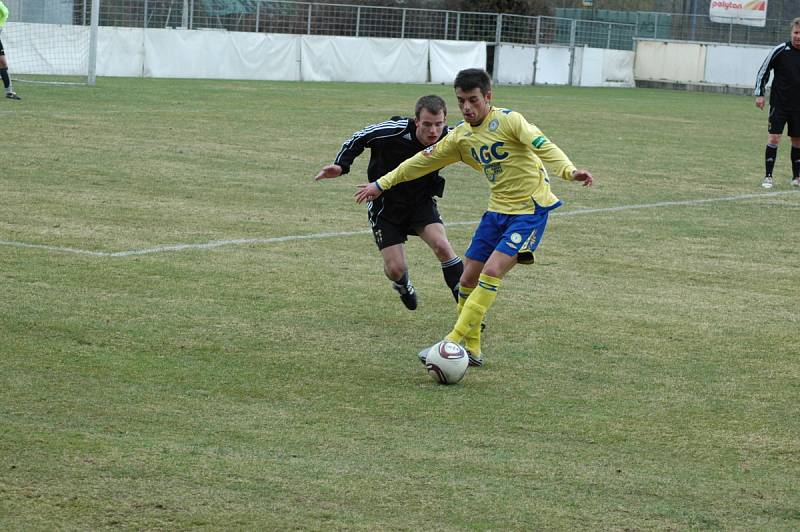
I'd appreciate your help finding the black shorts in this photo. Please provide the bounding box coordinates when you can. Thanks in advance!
[367,196,443,250]
[768,106,800,137]
[0,38,5,56]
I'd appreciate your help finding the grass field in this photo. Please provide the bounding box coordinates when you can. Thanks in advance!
[1,77,799,530]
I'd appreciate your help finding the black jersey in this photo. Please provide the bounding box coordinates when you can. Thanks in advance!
[334,117,447,205]
[755,42,800,111]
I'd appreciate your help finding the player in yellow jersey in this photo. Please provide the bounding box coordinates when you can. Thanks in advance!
[0,0,20,100]
[355,68,593,367]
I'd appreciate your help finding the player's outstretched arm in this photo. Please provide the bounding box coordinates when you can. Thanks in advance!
[572,169,594,187]
[354,182,383,204]
[314,164,343,181]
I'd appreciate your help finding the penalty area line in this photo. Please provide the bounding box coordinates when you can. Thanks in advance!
[1,190,796,258]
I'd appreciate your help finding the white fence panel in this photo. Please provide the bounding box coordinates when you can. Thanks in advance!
[496,44,535,85]
[535,47,571,85]
[429,40,487,84]
[300,36,428,83]
[635,40,706,84]
[97,27,145,77]
[143,29,299,80]
[705,44,770,88]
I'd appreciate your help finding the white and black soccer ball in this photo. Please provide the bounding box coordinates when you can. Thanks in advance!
[424,341,469,385]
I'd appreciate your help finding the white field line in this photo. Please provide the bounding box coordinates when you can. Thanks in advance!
[1,190,796,258]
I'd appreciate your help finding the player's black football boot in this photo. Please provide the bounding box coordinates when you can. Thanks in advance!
[466,350,484,367]
[392,281,418,310]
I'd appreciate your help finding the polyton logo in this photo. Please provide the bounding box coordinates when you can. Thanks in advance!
[711,1,743,8]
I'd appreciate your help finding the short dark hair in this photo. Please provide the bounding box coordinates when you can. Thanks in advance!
[454,68,492,95]
[415,94,447,118]
[793,16,800,28]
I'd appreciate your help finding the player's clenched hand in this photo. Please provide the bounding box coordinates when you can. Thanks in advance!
[314,164,343,181]
[755,97,765,110]
[354,182,382,204]
[572,169,594,187]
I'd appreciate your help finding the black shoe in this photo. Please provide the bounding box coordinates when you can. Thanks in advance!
[467,350,484,367]
[392,281,418,310]
[6,91,21,100]
[417,347,429,365]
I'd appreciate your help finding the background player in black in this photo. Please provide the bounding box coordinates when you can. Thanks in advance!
[754,17,800,188]
[314,95,462,310]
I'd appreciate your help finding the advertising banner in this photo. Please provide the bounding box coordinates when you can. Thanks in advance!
[709,0,768,28]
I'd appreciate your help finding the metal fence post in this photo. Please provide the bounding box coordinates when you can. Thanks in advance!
[568,19,576,86]
[607,22,612,48]
[492,13,502,82]
[401,9,406,39]
[307,3,312,35]
[535,16,540,45]
[356,6,361,37]
[144,0,148,28]
[569,18,576,47]
[256,0,260,33]
[444,12,448,40]
[456,12,461,40]
[88,0,99,84]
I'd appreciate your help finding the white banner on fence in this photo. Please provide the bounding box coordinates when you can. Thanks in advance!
[704,43,772,86]
[144,29,299,80]
[709,0,768,28]
[496,45,535,84]
[300,36,428,82]
[572,46,635,87]
[535,47,571,85]
[601,49,635,87]
[429,40,487,84]
[97,27,145,77]
[635,40,707,84]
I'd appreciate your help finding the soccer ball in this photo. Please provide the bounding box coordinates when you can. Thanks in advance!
[424,341,469,385]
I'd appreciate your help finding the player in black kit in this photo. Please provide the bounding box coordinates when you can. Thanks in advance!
[755,17,800,188]
[314,95,463,310]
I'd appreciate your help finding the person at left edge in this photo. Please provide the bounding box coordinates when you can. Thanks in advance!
[0,0,21,100]
[314,94,463,311]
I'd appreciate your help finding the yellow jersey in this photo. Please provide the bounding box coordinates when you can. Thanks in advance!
[376,107,578,214]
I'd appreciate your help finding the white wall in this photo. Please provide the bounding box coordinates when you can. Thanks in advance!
[635,40,707,84]
[300,36,429,82]
[634,38,769,89]
[10,22,773,90]
[496,44,634,87]
[535,47,572,85]
[429,40,488,84]
[496,45,535,85]
[705,44,770,88]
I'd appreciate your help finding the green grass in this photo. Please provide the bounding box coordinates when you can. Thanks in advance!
[1,78,798,530]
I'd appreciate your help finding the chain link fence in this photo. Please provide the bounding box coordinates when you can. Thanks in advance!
[639,12,794,45]
[12,0,788,50]
[8,0,637,50]
[556,7,797,46]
